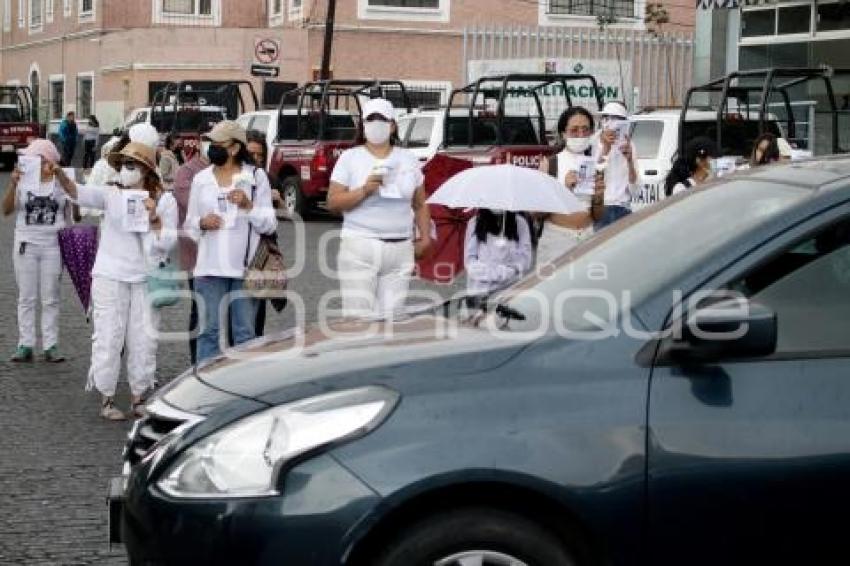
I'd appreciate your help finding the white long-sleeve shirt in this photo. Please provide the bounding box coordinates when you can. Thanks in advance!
[595,136,640,207]
[75,185,178,283]
[184,164,277,278]
[464,215,533,295]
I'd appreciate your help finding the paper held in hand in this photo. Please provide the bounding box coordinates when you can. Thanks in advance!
[121,190,150,233]
[611,120,632,145]
[18,155,43,193]
[574,156,597,196]
[217,192,239,229]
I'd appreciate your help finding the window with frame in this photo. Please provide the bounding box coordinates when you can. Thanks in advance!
[729,217,850,354]
[271,0,282,14]
[30,0,43,28]
[79,0,92,15]
[46,0,53,22]
[4,0,11,31]
[18,0,24,28]
[368,0,438,7]
[49,79,64,120]
[162,0,212,16]
[63,0,70,16]
[547,0,636,20]
[77,76,92,119]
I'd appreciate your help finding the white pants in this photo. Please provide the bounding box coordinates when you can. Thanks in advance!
[338,236,414,317]
[86,276,160,398]
[13,241,62,350]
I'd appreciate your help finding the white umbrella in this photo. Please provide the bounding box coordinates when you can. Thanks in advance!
[427,164,584,214]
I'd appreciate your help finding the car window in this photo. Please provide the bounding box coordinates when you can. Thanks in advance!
[397,118,413,143]
[407,117,435,149]
[632,120,665,159]
[500,180,812,333]
[278,112,357,141]
[730,218,850,354]
[0,107,23,122]
[250,115,270,136]
[683,119,782,158]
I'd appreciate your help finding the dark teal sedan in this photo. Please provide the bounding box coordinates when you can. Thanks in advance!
[114,157,850,566]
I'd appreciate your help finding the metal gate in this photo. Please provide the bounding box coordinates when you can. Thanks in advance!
[463,25,694,112]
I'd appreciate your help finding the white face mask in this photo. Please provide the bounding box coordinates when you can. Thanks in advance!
[364,121,392,145]
[119,166,143,188]
[565,136,592,154]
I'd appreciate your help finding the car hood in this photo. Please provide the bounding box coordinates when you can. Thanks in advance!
[160,315,533,414]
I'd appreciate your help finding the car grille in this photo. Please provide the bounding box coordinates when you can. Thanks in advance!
[124,399,203,467]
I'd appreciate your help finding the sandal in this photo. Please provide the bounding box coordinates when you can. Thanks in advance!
[130,399,147,419]
[100,398,126,421]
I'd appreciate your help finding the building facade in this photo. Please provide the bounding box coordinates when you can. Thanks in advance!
[694,0,850,153]
[0,0,695,131]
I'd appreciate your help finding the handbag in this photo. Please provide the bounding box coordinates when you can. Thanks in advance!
[243,170,288,301]
[147,257,183,309]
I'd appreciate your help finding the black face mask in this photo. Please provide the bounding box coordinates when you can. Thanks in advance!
[207,144,230,167]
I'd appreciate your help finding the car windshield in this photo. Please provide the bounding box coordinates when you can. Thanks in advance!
[494,180,811,333]
[278,112,357,142]
[683,119,782,157]
[152,109,224,133]
[445,116,542,146]
[632,120,664,159]
[0,107,23,122]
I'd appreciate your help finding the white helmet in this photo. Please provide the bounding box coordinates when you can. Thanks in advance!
[600,101,629,119]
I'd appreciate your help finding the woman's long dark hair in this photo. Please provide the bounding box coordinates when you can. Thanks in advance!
[475,209,520,243]
[750,132,780,166]
[664,136,717,196]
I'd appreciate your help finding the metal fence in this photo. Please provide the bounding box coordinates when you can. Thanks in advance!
[462,25,694,112]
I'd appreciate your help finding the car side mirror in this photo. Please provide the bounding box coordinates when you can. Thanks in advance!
[663,300,777,364]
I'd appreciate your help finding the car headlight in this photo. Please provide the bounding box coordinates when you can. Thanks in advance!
[157,386,399,499]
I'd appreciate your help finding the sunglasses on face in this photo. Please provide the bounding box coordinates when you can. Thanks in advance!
[121,161,138,170]
[364,114,390,123]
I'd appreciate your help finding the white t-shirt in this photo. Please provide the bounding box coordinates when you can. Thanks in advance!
[14,179,69,248]
[595,136,639,207]
[330,146,424,239]
[76,185,178,283]
[184,165,278,278]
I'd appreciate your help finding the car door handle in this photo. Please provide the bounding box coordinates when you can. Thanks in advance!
[644,169,658,176]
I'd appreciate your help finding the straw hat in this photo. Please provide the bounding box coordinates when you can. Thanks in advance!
[107,142,157,171]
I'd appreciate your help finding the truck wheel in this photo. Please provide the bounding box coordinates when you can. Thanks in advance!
[281,176,307,220]
[370,507,579,566]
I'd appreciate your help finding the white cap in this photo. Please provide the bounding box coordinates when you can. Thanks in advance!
[362,98,395,121]
[601,101,629,119]
[129,123,161,149]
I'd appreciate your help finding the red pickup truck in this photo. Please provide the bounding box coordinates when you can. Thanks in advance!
[433,74,604,169]
[0,86,40,169]
[269,80,411,218]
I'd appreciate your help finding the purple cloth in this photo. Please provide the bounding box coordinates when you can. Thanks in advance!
[58,225,99,312]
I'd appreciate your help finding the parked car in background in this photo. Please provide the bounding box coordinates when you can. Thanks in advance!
[268,80,411,218]
[112,156,850,566]
[0,86,40,169]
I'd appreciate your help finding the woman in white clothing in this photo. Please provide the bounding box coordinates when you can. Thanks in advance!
[327,98,432,318]
[536,107,605,266]
[465,209,533,298]
[664,137,717,197]
[56,142,178,420]
[2,139,71,363]
[184,120,277,364]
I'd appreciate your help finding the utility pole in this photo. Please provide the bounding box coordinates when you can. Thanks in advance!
[320,0,336,80]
